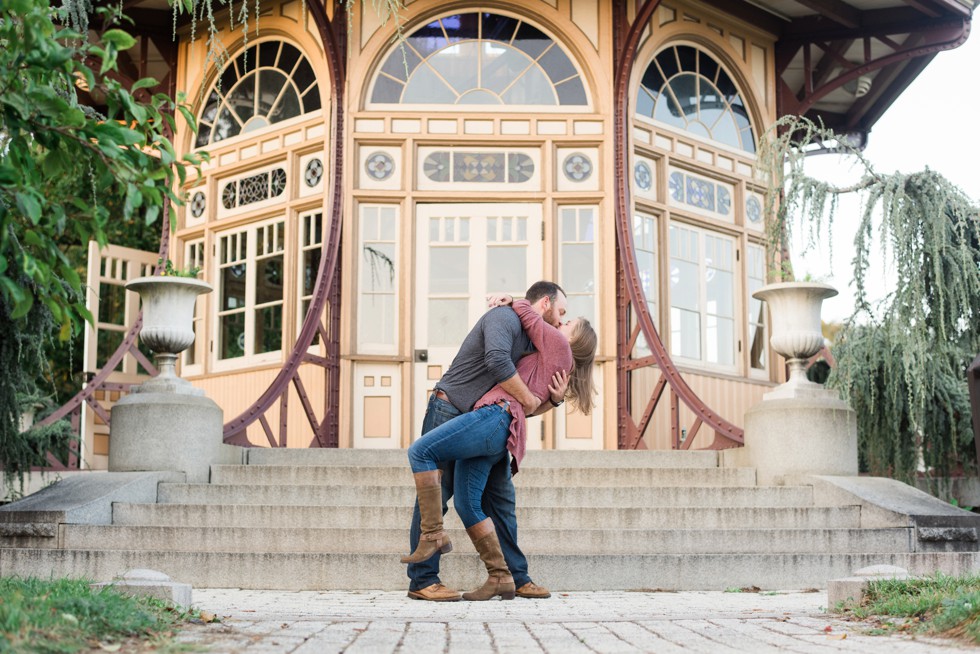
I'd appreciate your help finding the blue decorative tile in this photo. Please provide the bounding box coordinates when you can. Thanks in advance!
[686,176,714,211]
[634,161,652,191]
[364,152,395,181]
[562,152,593,182]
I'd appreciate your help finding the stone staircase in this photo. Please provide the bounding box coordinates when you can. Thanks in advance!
[1,449,978,590]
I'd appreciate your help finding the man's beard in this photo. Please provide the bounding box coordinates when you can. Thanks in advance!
[542,307,558,327]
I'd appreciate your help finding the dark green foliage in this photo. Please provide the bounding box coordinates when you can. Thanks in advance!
[0,0,206,493]
[0,279,74,494]
[758,116,980,482]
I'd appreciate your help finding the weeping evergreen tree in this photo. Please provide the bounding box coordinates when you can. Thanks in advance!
[757,116,980,484]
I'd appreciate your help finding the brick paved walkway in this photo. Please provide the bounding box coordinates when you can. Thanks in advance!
[174,589,973,652]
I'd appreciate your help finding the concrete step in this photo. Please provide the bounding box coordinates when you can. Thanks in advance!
[245,448,721,469]
[2,547,974,591]
[157,483,812,508]
[113,503,862,530]
[209,465,757,488]
[61,524,913,555]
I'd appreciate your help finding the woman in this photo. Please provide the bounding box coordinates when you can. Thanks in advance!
[402,298,597,600]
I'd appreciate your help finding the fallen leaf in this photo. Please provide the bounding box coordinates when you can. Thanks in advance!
[199,611,217,623]
[823,625,833,632]
[827,633,847,640]
[99,644,122,652]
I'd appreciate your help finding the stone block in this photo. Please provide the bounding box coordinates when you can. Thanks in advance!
[741,390,858,485]
[92,568,192,610]
[828,565,910,612]
[109,392,225,483]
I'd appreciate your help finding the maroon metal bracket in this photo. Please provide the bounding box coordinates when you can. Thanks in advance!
[221,0,346,448]
[776,15,970,133]
[613,0,744,452]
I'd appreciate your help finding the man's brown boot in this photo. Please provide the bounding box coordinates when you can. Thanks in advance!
[462,518,515,601]
[407,583,462,602]
[401,470,453,564]
[516,582,552,599]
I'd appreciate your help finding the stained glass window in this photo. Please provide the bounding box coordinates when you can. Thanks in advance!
[370,12,587,107]
[637,45,755,153]
[196,41,321,147]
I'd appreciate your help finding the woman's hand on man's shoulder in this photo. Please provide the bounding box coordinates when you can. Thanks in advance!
[486,293,514,308]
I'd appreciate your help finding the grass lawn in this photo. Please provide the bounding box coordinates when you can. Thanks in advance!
[841,572,980,644]
[0,577,200,653]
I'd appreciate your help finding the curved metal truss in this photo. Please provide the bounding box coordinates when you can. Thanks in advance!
[221,0,346,448]
[612,0,744,452]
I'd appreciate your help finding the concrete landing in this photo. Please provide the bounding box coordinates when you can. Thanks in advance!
[177,588,970,653]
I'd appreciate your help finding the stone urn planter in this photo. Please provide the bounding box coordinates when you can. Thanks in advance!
[109,275,234,483]
[735,280,857,484]
[125,275,212,395]
[752,281,837,399]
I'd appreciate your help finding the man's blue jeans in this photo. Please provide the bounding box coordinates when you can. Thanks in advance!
[407,394,532,590]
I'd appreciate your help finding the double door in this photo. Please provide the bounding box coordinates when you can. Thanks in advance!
[412,203,544,442]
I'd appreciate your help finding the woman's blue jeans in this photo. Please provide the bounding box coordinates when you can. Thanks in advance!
[407,403,511,528]
[407,395,532,592]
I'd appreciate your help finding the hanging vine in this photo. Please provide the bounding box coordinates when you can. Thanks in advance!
[756,116,980,483]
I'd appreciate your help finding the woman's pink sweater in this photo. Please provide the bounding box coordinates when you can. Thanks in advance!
[475,299,573,474]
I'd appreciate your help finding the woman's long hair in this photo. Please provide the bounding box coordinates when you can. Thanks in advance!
[566,318,597,414]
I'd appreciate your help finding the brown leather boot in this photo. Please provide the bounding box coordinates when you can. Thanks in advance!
[407,583,462,602]
[401,470,453,564]
[462,518,515,601]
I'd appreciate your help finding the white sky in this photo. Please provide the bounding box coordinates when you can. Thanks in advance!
[795,29,980,321]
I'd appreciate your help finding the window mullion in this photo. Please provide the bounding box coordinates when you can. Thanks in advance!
[244,226,257,358]
[699,229,708,363]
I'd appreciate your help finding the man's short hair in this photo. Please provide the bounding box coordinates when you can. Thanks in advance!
[525,281,565,304]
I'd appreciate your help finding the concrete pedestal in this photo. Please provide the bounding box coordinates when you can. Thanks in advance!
[109,391,224,484]
[742,387,858,486]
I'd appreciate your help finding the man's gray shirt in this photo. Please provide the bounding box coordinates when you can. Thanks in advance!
[435,306,534,413]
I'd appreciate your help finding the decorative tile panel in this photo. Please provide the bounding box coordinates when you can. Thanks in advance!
[186,189,207,227]
[365,151,395,181]
[218,165,288,216]
[556,147,599,191]
[299,151,327,198]
[358,146,402,191]
[745,192,764,231]
[417,147,540,191]
[632,155,657,202]
[668,168,734,222]
[562,152,593,182]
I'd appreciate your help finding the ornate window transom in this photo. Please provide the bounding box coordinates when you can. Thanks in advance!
[196,41,321,147]
[370,12,588,107]
[636,45,755,153]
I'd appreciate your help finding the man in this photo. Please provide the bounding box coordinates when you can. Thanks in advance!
[407,280,569,601]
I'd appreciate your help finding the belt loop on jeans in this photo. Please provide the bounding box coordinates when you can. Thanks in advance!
[495,399,511,415]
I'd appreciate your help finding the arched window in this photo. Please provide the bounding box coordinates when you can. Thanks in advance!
[196,41,321,147]
[369,12,587,107]
[636,45,755,153]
